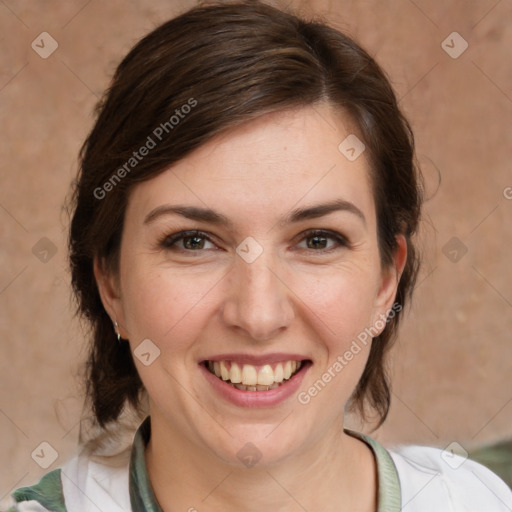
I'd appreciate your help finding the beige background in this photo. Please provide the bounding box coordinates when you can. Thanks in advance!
[1,0,511,503]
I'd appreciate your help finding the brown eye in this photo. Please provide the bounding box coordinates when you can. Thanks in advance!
[182,235,207,250]
[159,230,216,251]
[297,229,349,252]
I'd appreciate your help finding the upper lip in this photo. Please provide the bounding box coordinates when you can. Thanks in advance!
[201,353,311,366]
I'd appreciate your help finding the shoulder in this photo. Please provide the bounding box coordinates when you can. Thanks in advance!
[2,451,130,512]
[388,443,512,511]
[1,469,63,512]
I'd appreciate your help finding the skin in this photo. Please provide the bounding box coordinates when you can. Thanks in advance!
[95,103,407,511]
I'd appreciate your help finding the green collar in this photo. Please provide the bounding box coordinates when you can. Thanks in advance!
[345,428,402,511]
[129,417,401,511]
[129,416,160,511]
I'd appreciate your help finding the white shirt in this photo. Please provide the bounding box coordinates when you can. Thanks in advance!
[4,417,512,511]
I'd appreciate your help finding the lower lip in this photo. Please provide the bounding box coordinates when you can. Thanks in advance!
[199,361,311,408]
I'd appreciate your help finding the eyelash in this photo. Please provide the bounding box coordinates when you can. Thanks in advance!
[157,229,350,254]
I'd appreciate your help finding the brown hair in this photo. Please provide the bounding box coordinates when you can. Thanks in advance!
[68,0,422,433]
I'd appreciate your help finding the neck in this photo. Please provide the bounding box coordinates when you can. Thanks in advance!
[144,411,377,512]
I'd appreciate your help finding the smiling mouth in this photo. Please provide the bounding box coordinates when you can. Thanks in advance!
[202,359,308,391]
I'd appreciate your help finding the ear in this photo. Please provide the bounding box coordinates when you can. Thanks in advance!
[93,256,128,338]
[370,234,408,331]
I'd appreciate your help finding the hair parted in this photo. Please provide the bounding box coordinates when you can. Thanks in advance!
[67,0,422,436]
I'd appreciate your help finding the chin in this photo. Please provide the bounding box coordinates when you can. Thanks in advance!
[200,422,307,469]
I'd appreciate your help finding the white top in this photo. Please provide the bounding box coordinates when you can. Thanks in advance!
[388,445,512,511]
[4,417,512,511]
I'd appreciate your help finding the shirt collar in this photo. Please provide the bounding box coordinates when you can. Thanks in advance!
[129,416,162,512]
[345,428,402,511]
[129,416,401,511]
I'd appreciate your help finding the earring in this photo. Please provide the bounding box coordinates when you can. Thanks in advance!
[113,321,122,342]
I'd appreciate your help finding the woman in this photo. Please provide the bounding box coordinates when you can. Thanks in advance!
[5,1,511,510]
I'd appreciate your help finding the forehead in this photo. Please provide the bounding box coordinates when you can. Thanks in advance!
[126,104,376,229]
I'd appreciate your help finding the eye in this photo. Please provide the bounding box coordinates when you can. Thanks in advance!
[158,228,350,254]
[158,230,217,252]
[295,229,349,252]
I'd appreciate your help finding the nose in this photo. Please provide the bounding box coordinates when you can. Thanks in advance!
[221,249,295,342]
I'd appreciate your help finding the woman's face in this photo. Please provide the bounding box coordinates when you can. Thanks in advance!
[96,103,405,466]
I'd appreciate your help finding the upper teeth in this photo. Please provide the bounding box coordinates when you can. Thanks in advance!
[208,360,302,386]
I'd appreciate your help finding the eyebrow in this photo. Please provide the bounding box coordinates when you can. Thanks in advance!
[143,198,366,228]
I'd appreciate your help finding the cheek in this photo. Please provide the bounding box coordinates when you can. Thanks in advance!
[291,261,380,342]
[120,262,219,349]
[294,270,378,401]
